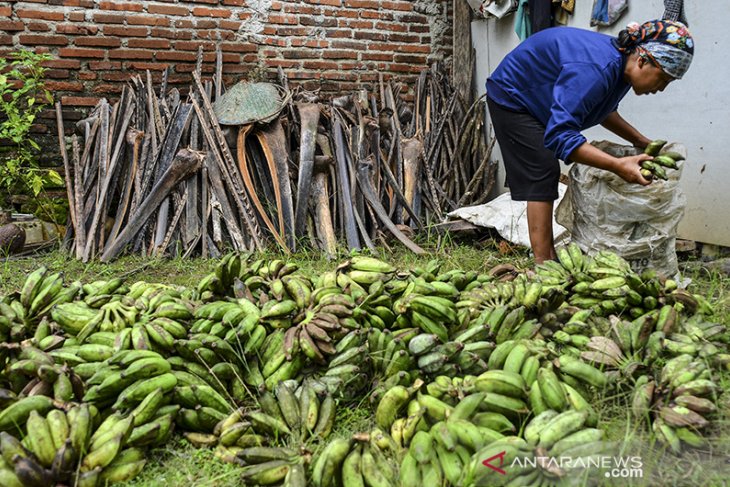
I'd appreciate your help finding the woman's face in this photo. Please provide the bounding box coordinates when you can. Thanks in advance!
[629,56,675,95]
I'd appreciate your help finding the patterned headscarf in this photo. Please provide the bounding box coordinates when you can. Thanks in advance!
[615,19,694,79]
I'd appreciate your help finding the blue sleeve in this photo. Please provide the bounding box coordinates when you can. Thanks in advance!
[544,63,612,162]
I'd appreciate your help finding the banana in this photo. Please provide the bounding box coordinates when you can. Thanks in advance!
[341,445,365,487]
[475,370,527,398]
[20,266,48,308]
[240,459,291,485]
[536,410,588,449]
[82,434,123,470]
[360,445,393,487]
[312,437,352,487]
[25,411,56,468]
[537,367,567,412]
[472,412,516,434]
[0,396,55,433]
[524,409,560,445]
[554,355,607,389]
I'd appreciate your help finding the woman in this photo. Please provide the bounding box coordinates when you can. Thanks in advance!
[486,20,694,264]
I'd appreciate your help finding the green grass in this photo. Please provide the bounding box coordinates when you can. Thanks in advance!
[2,241,729,486]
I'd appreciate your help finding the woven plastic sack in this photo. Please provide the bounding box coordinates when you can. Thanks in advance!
[556,141,687,277]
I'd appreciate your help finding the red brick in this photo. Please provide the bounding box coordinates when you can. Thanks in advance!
[173,40,216,51]
[362,52,393,62]
[268,14,297,25]
[101,71,136,81]
[0,20,25,31]
[344,0,379,8]
[78,72,97,80]
[174,19,194,29]
[323,50,358,60]
[59,47,105,58]
[125,62,170,71]
[19,34,69,46]
[103,26,149,37]
[376,22,408,32]
[108,49,155,60]
[148,4,189,16]
[223,0,244,5]
[62,96,101,107]
[151,27,193,40]
[46,81,84,91]
[382,1,412,11]
[75,37,121,47]
[99,1,143,12]
[127,39,171,49]
[92,84,124,94]
[45,68,71,79]
[0,35,11,45]
[93,13,126,24]
[156,51,198,62]
[28,22,53,32]
[0,6,11,17]
[89,61,122,70]
[192,7,231,18]
[302,60,339,70]
[128,15,170,26]
[195,20,217,29]
[42,59,81,69]
[283,4,317,14]
[16,9,65,21]
[219,20,242,30]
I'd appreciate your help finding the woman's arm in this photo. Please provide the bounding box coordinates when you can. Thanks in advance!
[570,142,652,185]
[601,111,652,149]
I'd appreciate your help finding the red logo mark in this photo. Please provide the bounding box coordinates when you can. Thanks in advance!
[482,451,507,475]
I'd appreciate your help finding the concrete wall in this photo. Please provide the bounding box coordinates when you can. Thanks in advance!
[472,0,730,246]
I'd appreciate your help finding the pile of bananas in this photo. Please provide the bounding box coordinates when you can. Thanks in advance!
[640,139,685,181]
[311,429,398,487]
[633,354,720,452]
[1,246,728,486]
[0,401,169,486]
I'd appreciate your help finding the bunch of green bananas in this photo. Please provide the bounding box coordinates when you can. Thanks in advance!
[640,139,685,181]
[82,349,177,411]
[18,267,81,324]
[3,343,84,403]
[312,429,398,487]
[392,292,457,343]
[0,403,153,486]
[633,355,719,453]
[313,329,373,400]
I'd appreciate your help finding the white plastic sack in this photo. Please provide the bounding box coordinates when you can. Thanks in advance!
[467,0,518,19]
[556,141,687,277]
[449,183,570,248]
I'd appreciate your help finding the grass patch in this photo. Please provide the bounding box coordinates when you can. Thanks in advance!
[1,241,728,486]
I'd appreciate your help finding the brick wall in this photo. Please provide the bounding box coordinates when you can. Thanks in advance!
[1,0,453,156]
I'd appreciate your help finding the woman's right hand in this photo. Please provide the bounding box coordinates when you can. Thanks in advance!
[616,154,653,185]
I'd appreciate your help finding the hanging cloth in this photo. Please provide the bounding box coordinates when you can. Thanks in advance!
[553,0,574,25]
[663,0,688,26]
[515,0,532,40]
[530,0,553,33]
[591,0,628,27]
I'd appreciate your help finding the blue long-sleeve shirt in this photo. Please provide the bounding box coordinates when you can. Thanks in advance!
[487,27,630,162]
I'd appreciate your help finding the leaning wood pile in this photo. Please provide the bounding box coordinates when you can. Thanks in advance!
[56,60,495,262]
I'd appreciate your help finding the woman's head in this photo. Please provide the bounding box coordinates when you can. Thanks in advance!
[617,19,694,95]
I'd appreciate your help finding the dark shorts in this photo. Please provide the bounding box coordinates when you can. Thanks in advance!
[487,96,560,201]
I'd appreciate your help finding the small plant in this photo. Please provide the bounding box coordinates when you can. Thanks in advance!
[0,50,62,212]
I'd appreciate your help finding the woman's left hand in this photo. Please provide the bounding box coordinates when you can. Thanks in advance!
[617,154,653,185]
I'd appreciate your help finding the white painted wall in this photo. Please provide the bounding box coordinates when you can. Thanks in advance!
[472,0,730,246]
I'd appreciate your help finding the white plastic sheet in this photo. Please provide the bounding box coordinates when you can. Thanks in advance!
[448,183,570,248]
